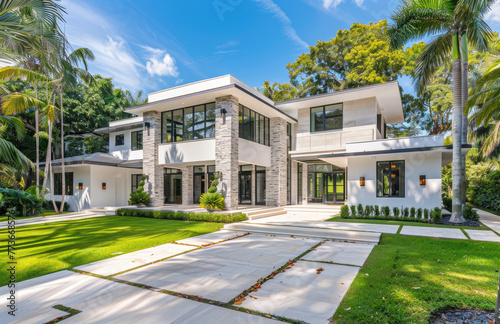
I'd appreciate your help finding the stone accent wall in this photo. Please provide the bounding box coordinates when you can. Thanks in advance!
[302,162,308,205]
[215,95,239,210]
[181,165,193,205]
[142,111,163,206]
[266,117,288,206]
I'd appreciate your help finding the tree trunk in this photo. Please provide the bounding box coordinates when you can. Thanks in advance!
[460,33,468,212]
[450,35,465,223]
[59,87,65,213]
[35,82,39,197]
[47,122,59,212]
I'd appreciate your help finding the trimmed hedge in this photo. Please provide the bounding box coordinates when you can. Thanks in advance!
[339,203,439,224]
[115,208,248,223]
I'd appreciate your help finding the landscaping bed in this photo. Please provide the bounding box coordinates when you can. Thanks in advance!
[331,235,499,323]
[0,216,223,285]
[115,208,248,223]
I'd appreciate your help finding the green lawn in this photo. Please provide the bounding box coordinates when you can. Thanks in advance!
[332,234,499,323]
[0,209,71,222]
[0,216,223,285]
[327,216,489,230]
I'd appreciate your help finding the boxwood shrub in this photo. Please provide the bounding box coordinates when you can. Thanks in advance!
[340,203,432,223]
[115,208,248,223]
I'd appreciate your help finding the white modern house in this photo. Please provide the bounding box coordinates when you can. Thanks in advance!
[49,75,459,212]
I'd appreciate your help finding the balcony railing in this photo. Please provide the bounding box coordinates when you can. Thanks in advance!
[295,127,375,152]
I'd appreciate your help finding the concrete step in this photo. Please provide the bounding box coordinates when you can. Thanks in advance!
[223,223,381,243]
[248,210,287,220]
[244,207,285,216]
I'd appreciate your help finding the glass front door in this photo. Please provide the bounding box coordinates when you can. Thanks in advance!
[255,167,266,205]
[164,169,182,204]
[308,171,345,204]
[193,173,205,204]
[239,172,252,204]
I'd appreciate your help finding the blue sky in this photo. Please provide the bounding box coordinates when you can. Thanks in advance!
[62,0,500,97]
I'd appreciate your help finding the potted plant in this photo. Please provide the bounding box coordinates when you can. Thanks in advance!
[199,173,225,212]
[128,175,150,207]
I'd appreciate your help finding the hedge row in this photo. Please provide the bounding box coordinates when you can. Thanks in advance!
[340,204,443,224]
[115,208,248,223]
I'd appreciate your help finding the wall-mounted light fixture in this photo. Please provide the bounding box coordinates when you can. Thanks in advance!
[77,183,83,190]
[102,182,107,190]
[220,108,227,117]
[144,122,151,129]
[419,175,426,186]
[391,173,396,178]
[359,177,365,187]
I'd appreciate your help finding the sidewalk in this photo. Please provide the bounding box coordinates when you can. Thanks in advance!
[0,211,106,229]
[475,208,500,234]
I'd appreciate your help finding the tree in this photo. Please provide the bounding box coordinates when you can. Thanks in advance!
[388,0,495,223]
[260,81,302,102]
[286,20,410,96]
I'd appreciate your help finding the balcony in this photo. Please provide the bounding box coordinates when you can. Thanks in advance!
[294,126,376,153]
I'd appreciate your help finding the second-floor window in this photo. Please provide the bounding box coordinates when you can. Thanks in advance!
[131,131,143,150]
[310,103,343,132]
[239,105,270,146]
[161,102,216,143]
[115,134,124,146]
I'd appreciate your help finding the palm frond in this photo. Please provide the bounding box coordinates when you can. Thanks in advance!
[0,137,35,174]
[0,115,26,140]
[1,92,48,114]
[0,65,47,82]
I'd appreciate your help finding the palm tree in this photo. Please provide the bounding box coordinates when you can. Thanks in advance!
[388,0,495,222]
[124,90,147,107]
[465,58,500,157]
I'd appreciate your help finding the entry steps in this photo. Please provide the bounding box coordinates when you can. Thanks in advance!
[284,205,341,217]
[223,222,381,243]
[240,207,287,220]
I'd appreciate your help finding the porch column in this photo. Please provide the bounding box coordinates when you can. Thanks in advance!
[266,117,287,206]
[302,162,308,205]
[251,165,256,205]
[143,111,164,206]
[182,165,193,205]
[215,95,239,210]
[291,161,298,205]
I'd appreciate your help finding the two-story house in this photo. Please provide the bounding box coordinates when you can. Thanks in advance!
[49,75,453,212]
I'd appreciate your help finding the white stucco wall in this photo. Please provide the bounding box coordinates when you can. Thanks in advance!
[238,138,271,167]
[48,165,142,211]
[347,151,442,210]
[158,139,216,164]
[109,128,144,160]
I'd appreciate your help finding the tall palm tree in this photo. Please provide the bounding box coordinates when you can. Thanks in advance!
[388,0,495,222]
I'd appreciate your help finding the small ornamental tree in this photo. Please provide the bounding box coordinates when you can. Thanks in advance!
[128,175,150,206]
[199,173,225,211]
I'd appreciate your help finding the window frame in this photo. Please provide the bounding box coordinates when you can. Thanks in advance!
[54,172,74,196]
[131,130,143,151]
[115,134,125,146]
[376,160,405,198]
[310,103,343,132]
[161,102,215,144]
[239,104,270,146]
[131,174,142,193]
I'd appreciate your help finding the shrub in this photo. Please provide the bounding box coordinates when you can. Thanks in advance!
[393,207,400,218]
[467,165,500,211]
[403,207,409,218]
[463,205,479,221]
[442,197,452,212]
[340,205,349,218]
[115,208,247,223]
[357,204,364,217]
[410,207,416,218]
[431,207,442,224]
[374,205,380,217]
[381,206,390,217]
[364,205,373,217]
[350,205,356,217]
[128,175,150,206]
[207,173,220,193]
[424,208,429,219]
[417,208,423,219]
[42,200,70,212]
[0,188,43,217]
[199,192,225,211]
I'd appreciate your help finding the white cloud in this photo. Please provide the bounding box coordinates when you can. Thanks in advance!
[214,49,240,55]
[216,40,239,49]
[175,79,184,85]
[322,0,365,9]
[485,1,500,23]
[146,53,179,77]
[253,0,309,49]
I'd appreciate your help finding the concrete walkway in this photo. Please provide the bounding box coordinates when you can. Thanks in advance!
[0,211,106,229]
[476,208,500,234]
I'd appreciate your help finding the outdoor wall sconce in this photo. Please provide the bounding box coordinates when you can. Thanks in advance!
[102,182,107,190]
[77,183,83,190]
[420,175,426,186]
[220,108,227,117]
[359,177,365,187]
[144,122,151,129]
[391,173,396,178]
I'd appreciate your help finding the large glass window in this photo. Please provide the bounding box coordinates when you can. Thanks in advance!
[239,104,270,146]
[161,103,215,143]
[376,161,405,197]
[131,131,143,150]
[54,172,73,195]
[131,174,142,192]
[310,103,343,132]
[115,134,124,146]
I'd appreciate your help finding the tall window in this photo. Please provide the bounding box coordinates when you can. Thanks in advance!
[54,172,73,195]
[310,103,343,132]
[376,161,405,197]
[161,103,215,143]
[115,134,124,146]
[131,131,143,150]
[131,174,142,192]
[239,104,270,146]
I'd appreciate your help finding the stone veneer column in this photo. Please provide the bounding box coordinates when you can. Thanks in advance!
[251,166,256,205]
[302,162,308,205]
[266,117,288,206]
[215,95,239,210]
[182,165,193,205]
[142,111,164,206]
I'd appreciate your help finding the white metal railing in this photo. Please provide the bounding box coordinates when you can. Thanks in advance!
[295,128,374,152]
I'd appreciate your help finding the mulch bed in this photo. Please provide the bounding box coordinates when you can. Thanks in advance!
[441,216,481,227]
[429,309,495,323]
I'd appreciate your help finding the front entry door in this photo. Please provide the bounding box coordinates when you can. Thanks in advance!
[323,173,345,203]
[239,172,252,204]
[164,169,182,204]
